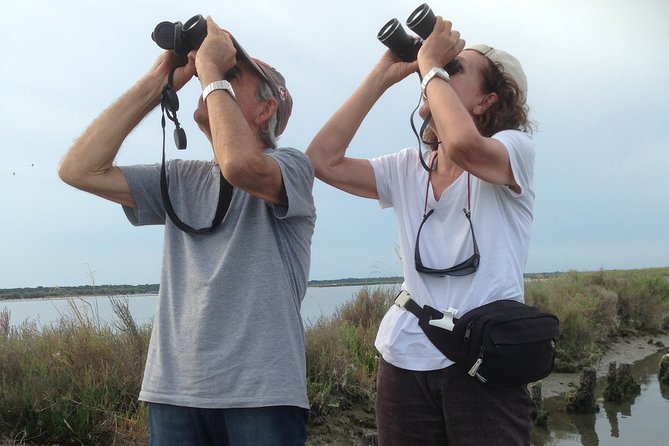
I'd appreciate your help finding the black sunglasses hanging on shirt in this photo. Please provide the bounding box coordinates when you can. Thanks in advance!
[414,157,480,276]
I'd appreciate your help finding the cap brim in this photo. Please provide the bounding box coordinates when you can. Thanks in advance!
[229,35,270,83]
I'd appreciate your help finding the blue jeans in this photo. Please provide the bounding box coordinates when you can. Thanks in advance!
[148,403,308,446]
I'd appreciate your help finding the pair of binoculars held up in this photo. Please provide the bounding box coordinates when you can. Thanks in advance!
[377,3,461,75]
[152,15,208,66]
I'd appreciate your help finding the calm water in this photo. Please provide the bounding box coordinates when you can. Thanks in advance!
[532,350,669,446]
[0,284,400,329]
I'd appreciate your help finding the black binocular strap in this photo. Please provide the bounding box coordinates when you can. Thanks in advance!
[409,91,439,173]
[159,157,233,235]
[159,81,234,234]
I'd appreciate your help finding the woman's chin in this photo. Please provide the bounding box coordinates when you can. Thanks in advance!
[418,103,430,120]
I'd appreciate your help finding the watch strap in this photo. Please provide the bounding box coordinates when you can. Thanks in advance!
[202,80,236,102]
[421,67,450,99]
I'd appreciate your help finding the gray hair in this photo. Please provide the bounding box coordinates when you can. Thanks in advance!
[256,81,279,148]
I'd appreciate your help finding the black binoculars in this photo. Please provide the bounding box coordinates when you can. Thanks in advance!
[377,3,461,75]
[152,15,207,66]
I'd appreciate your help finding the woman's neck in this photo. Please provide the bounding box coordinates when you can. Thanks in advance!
[429,150,464,201]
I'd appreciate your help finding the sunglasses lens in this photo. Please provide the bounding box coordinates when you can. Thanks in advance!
[414,212,479,277]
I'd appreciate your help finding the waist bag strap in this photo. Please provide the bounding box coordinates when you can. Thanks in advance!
[394,290,457,331]
[394,290,424,318]
[394,290,463,360]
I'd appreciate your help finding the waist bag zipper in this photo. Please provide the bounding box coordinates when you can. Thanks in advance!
[468,345,487,383]
[464,321,474,344]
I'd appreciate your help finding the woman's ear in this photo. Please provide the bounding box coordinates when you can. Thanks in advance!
[473,92,498,116]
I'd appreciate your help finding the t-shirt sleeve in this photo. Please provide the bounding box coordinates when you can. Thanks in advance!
[269,148,315,219]
[118,163,166,226]
[369,148,414,209]
[492,130,535,198]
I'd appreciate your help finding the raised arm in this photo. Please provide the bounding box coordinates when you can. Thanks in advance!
[195,17,289,206]
[417,18,519,191]
[306,52,417,199]
[58,53,196,207]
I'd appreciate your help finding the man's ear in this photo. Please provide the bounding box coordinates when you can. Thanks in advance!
[473,92,498,116]
[255,98,278,127]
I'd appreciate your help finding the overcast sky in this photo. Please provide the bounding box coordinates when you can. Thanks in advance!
[1,0,667,288]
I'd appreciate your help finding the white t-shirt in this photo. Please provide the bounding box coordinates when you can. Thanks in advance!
[369,130,535,371]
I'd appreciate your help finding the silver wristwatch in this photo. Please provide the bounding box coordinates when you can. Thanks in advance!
[421,67,450,99]
[202,80,236,102]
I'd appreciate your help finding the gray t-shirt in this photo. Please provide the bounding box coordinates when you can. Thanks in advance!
[119,147,315,409]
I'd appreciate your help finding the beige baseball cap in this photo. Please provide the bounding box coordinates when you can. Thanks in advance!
[466,44,527,104]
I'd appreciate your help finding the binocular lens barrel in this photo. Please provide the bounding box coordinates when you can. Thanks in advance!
[182,15,207,48]
[377,18,418,62]
[406,3,435,39]
[152,21,177,50]
[377,18,401,43]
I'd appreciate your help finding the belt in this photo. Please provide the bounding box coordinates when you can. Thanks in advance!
[394,290,455,331]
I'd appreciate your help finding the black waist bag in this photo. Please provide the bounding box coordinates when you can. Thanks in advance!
[417,299,560,386]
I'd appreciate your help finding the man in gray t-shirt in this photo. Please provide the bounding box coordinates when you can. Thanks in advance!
[59,16,315,445]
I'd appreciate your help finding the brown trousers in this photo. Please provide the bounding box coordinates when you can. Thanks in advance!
[376,357,537,446]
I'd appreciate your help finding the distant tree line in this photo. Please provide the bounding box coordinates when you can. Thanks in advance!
[0,273,561,300]
[308,277,404,287]
[0,278,408,300]
[0,284,160,300]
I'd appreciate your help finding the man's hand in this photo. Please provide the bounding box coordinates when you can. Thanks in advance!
[146,51,196,91]
[195,17,237,86]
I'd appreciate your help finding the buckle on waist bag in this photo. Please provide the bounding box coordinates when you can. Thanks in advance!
[428,311,455,331]
[394,290,456,331]
[394,290,411,308]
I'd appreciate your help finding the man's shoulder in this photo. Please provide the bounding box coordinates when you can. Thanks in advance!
[271,146,308,160]
[270,147,314,177]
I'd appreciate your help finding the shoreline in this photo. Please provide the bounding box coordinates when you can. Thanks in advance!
[540,333,669,398]
[0,281,399,302]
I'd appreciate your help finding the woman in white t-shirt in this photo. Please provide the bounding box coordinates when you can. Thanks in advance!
[307,16,537,446]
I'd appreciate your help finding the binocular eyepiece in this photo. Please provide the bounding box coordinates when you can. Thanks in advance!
[378,3,461,75]
[152,15,208,66]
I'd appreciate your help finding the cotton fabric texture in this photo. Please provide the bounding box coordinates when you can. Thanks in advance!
[120,147,315,409]
[369,130,535,371]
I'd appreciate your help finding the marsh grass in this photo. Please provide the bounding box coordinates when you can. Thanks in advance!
[305,286,393,422]
[524,268,669,372]
[1,268,668,444]
[0,297,150,445]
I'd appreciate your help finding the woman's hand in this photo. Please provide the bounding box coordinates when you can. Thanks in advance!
[371,49,419,91]
[417,17,465,75]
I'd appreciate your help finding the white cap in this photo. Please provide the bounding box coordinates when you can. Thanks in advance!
[467,44,528,104]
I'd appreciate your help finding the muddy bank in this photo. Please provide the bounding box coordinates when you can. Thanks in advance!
[540,333,669,398]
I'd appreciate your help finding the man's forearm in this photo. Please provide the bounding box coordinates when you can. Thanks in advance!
[59,72,165,189]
